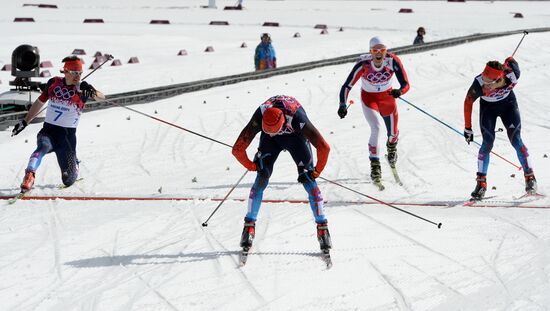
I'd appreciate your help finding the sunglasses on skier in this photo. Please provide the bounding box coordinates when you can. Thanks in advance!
[66,70,83,76]
[482,76,501,85]
[371,48,387,54]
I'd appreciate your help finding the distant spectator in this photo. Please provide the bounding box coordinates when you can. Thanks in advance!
[413,27,426,45]
[255,33,277,71]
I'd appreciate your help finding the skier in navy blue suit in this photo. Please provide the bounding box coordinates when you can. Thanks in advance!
[463,57,537,200]
[232,95,331,252]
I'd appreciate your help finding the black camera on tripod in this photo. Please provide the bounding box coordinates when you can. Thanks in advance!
[9,44,42,92]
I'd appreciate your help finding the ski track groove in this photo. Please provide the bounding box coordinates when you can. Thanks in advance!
[475,209,550,285]
[402,259,466,300]
[81,158,105,194]
[352,207,497,284]
[368,260,411,311]
[186,203,268,307]
[136,131,152,176]
[48,202,63,281]
[480,256,511,304]
[38,208,191,310]
[119,262,181,311]
[0,217,50,272]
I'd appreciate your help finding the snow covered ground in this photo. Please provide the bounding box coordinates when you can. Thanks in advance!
[1,1,550,310]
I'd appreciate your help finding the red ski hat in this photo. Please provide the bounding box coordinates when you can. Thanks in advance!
[262,107,285,134]
[482,64,504,81]
[63,59,83,72]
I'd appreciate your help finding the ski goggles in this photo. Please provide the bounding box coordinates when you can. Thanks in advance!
[66,70,83,76]
[371,48,387,54]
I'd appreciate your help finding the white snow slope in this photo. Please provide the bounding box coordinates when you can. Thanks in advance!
[1,1,550,310]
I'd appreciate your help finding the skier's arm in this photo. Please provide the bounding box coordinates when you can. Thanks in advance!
[302,121,330,175]
[232,111,262,171]
[254,46,261,70]
[92,89,105,101]
[463,81,481,129]
[392,54,410,95]
[25,78,54,123]
[24,98,47,124]
[339,61,364,105]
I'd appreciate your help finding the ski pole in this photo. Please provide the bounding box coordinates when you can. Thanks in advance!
[27,55,115,123]
[81,54,114,80]
[511,30,528,58]
[202,170,249,227]
[319,176,442,228]
[346,99,354,110]
[105,99,233,148]
[398,97,521,170]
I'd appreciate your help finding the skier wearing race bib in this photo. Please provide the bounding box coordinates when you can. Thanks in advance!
[11,56,105,192]
[338,36,410,186]
[463,57,537,200]
[232,95,331,252]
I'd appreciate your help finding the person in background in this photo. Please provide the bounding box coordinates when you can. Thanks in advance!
[463,57,537,200]
[11,56,105,193]
[254,33,277,71]
[232,95,331,253]
[413,27,426,45]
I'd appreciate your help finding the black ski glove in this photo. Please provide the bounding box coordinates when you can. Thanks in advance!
[337,103,347,119]
[12,120,27,136]
[297,169,320,184]
[79,81,96,99]
[464,127,474,144]
[390,89,402,98]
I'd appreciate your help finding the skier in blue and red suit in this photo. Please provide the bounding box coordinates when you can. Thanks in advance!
[463,57,537,200]
[232,95,331,251]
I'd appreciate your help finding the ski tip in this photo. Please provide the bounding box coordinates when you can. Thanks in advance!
[437,223,442,229]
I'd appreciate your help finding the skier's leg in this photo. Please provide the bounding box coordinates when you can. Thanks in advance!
[501,101,533,174]
[25,132,54,173]
[244,136,281,222]
[287,138,331,249]
[54,129,79,187]
[285,137,327,224]
[501,99,536,192]
[477,103,498,175]
[360,97,382,160]
[21,132,54,191]
[382,109,399,165]
[379,97,399,144]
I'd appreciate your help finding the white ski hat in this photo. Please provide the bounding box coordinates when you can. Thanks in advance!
[369,36,386,49]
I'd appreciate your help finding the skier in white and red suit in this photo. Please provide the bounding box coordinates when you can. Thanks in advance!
[337,36,410,184]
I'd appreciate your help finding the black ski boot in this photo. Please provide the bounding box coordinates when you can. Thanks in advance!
[525,173,537,194]
[240,220,255,249]
[386,141,398,168]
[317,223,332,250]
[370,159,382,183]
[470,173,487,201]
